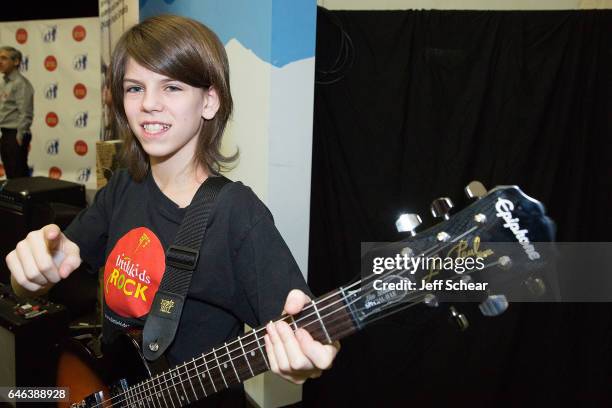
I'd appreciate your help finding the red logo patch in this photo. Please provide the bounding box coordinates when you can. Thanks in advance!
[73,83,87,99]
[72,25,86,42]
[16,28,28,44]
[104,227,166,318]
[49,167,62,179]
[44,55,57,71]
[45,112,59,127]
[74,140,88,156]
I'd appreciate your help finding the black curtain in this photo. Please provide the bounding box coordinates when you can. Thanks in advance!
[305,9,612,406]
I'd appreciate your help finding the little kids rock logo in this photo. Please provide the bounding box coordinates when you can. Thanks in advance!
[16,28,28,44]
[72,25,86,41]
[73,83,87,99]
[104,227,166,318]
[44,56,57,71]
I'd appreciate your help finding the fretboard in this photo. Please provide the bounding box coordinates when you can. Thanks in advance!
[122,289,360,407]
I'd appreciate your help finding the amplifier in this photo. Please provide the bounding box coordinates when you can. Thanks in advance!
[0,177,87,284]
[0,283,69,393]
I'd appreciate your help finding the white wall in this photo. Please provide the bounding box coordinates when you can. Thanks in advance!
[317,0,612,9]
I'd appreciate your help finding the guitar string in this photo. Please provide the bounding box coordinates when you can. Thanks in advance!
[128,261,492,408]
[86,235,457,408]
[87,228,485,407]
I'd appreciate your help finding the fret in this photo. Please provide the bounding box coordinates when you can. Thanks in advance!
[254,331,270,369]
[126,384,136,407]
[225,341,242,383]
[184,360,198,401]
[212,347,229,388]
[175,364,190,406]
[339,286,362,330]
[311,300,332,344]
[141,379,155,408]
[151,374,163,408]
[203,355,218,393]
[193,357,208,397]
[290,315,298,331]
[316,291,359,341]
[180,363,192,405]
[155,373,172,408]
[168,368,184,407]
[238,335,255,377]
[141,379,153,408]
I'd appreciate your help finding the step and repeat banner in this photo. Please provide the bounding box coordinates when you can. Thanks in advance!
[0,18,101,189]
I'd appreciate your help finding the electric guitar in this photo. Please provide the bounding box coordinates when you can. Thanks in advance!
[58,181,556,407]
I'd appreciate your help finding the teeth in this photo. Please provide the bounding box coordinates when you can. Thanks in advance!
[143,123,170,133]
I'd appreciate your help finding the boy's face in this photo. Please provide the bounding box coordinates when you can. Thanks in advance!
[122,57,219,166]
[0,50,19,75]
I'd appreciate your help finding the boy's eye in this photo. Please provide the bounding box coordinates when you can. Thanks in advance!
[125,85,143,93]
[166,85,182,92]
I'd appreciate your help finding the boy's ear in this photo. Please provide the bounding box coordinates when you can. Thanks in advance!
[202,86,220,120]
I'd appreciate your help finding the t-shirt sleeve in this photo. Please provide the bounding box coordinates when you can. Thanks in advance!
[234,210,312,327]
[63,172,122,270]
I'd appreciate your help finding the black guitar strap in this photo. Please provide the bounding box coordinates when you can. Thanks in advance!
[143,175,231,361]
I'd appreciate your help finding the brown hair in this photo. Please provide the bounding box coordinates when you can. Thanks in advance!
[110,14,237,181]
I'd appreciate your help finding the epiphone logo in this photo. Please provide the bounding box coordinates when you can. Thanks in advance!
[495,198,541,260]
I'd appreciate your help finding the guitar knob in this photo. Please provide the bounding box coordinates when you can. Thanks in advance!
[431,197,453,220]
[395,213,422,236]
[449,306,469,331]
[479,294,509,316]
[465,180,487,199]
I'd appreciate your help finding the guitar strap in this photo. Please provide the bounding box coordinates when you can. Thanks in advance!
[143,175,231,361]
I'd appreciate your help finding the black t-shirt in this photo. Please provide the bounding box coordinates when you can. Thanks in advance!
[64,169,310,404]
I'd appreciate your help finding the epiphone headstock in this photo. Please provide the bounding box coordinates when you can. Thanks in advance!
[359,181,556,330]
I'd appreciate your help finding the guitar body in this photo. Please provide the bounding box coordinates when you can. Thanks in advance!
[56,331,168,407]
[58,184,556,408]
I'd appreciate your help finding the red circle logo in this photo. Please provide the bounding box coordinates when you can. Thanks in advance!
[74,140,88,156]
[44,55,57,71]
[45,112,59,127]
[73,83,87,99]
[16,28,28,44]
[49,167,62,179]
[104,227,165,318]
[72,25,86,42]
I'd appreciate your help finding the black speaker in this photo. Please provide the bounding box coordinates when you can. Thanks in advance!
[0,283,69,392]
[0,177,87,284]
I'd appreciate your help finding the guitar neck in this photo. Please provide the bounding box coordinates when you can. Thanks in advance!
[125,288,360,406]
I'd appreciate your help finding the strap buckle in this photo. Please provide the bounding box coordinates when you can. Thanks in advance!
[166,245,199,270]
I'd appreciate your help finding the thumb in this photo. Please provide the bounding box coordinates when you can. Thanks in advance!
[58,240,81,279]
[284,289,312,315]
[58,254,81,279]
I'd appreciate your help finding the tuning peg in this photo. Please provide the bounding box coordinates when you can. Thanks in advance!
[465,180,487,200]
[449,306,469,331]
[395,213,422,236]
[479,294,509,316]
[524,277,546,297]
[431,197,453,220]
